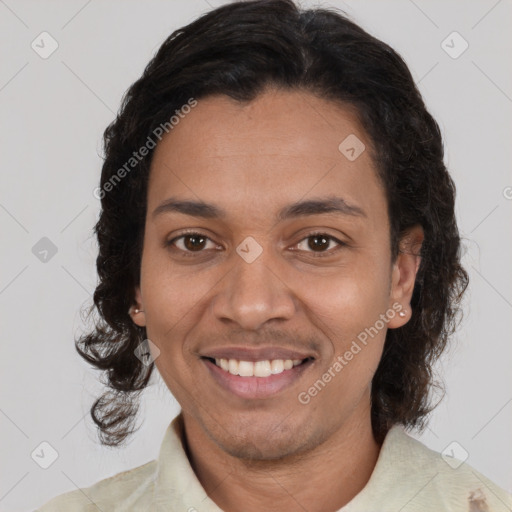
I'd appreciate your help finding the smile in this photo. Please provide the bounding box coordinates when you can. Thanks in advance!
[201,356,314,399]
[211,357,305,377]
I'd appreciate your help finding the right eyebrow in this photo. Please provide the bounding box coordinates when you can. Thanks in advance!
[152,198,226,220]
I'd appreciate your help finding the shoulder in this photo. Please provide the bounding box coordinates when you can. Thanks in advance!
[36,459,157,512]
[381,426,512,511]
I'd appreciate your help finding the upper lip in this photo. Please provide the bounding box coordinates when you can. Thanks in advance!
[200,346,315,362]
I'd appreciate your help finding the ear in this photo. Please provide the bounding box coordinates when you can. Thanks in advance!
[387,225,424,328]
[128,286,146,327]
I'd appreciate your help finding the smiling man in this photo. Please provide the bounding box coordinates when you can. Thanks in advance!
[131,91,411,511]
[38,1,511,511]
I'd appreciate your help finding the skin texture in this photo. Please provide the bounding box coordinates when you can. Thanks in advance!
[130,88,423,512]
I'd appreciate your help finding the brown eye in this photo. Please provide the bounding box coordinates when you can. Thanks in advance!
[295,233,345,256]
[183,234,207,251]
[167,232,217,254]
[307,235,330,252]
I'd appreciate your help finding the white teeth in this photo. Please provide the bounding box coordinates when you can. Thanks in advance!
[270,359,284,374]
[284,359,294,370]
[238,361,253,377]
[211,357,307,377]
[254,360,272,377]
[228,359,239,375]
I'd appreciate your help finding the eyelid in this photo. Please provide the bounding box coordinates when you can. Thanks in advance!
[166,230,220,254]
[166,229,347,257]
[291,231,346,257]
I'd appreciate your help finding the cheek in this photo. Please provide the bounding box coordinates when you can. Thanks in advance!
[139,249,189,343]
[139,247,224,361]
[314,345,383,416]
[296,253,391,322]
[294,255,391,374]
[303,273,389,407]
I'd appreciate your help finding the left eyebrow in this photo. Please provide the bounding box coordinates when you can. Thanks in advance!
[151,195,367,221]
[276,196,367,221]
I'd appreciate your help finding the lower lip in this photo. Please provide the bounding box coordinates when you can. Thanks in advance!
[202,358,314,399]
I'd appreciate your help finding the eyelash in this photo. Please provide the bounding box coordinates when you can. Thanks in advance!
[166,230,346,258]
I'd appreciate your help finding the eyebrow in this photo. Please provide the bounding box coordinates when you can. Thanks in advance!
[152,195,367,221]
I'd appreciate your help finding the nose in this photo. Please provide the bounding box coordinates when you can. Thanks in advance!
[210,245,297,331]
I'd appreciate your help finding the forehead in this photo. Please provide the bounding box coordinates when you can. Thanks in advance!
[147,89,386,226]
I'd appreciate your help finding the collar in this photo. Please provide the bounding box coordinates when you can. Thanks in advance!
[150,413,500,511]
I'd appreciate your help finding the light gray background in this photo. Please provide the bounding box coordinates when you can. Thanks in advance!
[1,1,511,510]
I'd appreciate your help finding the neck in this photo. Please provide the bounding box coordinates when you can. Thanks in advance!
[181,402,382,512]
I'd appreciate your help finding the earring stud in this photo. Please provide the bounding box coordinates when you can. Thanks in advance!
[399,310,406,317]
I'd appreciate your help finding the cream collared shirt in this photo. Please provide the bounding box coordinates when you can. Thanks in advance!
[37,413,512,512]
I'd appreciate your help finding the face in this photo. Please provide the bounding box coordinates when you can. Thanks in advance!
[131,88,421,460]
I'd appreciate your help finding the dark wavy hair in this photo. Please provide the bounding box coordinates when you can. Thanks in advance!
[77,0,468,446]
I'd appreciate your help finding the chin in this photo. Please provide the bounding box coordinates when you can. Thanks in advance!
[212,415,322,462]
[220,435,303,461]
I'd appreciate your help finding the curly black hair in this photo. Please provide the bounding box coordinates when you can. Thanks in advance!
[77,0,468,446]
